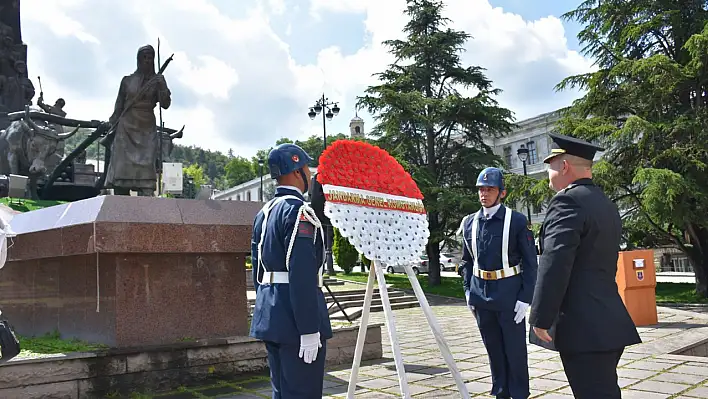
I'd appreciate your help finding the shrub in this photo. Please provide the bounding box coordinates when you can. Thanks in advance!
[332,228,358,274]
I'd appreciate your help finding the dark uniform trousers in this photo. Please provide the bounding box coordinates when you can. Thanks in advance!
[250,187,332,399]
[474,308,529,399]
[560,349,624,399]
[266,341,328,399]
[461,207,538,399]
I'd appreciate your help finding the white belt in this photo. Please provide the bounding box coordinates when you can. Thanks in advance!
[261,271,324,287]
[472,265,521,281]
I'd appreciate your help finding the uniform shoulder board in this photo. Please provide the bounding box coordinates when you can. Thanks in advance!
[560,185,574,194]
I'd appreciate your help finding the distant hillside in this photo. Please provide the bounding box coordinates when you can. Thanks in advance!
[63,129,231,189]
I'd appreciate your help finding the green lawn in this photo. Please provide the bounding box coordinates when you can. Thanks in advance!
[335,272,465,299]
[335,273,708,304]
[0,197,65,213]
[655,282,708,304]
[17,331,107,358]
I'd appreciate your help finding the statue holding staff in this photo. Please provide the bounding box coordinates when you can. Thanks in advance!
[104,44,171,196]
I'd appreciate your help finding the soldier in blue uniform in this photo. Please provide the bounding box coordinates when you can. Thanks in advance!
[458,167,538,399]
[250,143,333,399]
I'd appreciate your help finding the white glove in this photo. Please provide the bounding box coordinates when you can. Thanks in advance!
[299,332,322,364]
[464,290,475,313]
[514,301,529,324]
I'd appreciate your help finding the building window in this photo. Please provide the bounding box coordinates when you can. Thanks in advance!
[355,126,361,134]
[528,141,538,164]
[236,194,240,201]
[503,146,512,168]
[247,191,251,201]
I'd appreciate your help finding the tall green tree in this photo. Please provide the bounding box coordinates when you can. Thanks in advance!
[553,0,708,295]
[183,163,207,188]
[357,0,514,285]
[224,156,257,186]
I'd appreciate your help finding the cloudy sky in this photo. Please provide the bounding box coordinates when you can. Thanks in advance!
[20,0,593,159]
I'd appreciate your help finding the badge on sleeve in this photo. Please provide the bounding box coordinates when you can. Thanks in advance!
[297,215,314,238]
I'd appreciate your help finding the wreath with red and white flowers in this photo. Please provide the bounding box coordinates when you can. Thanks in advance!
[317,140,429,265]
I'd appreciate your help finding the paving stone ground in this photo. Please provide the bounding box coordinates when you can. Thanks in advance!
[155,295,708,398]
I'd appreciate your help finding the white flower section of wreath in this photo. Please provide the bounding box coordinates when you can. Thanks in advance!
[324,200,429,265]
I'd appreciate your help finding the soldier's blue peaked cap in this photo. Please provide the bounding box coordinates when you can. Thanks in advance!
[268,143,313,178]
[476,167,504,190]
[543,133,605,163]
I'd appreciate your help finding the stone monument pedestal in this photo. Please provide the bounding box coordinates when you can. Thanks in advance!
[0,196,262,347]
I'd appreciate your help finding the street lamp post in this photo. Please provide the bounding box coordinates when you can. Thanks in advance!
[258,159,264,202]
[308,94,340,276]
[517,145,532,226]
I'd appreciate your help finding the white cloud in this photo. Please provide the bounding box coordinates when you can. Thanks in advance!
[17,0,592,162]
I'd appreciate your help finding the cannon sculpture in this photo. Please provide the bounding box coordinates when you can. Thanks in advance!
[0,106,184,201]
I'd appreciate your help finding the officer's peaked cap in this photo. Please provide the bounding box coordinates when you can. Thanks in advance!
[268,143,312,178]
[543,133,605,164]
[476,167,504,190]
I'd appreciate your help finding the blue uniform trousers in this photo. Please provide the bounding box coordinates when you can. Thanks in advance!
[475,308,529,399]
[265,341,327,399]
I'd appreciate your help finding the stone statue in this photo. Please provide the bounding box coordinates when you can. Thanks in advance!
[0,106,80,194]
[104,45,171,196]
[37,93,68,168]
[0,22,17,112]
[37,95,66,118]
[2,60,35,110]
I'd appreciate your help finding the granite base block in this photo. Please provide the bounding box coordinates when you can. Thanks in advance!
[0,196,262,347]
[0,325,383,399]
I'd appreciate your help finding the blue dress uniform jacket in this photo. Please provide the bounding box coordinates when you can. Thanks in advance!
[459,206,537,399]
[249,187,333,344]
[460,208,538,312]
[250,186,333,399]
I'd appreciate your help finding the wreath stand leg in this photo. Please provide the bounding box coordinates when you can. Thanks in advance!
[374,262,411,398]
[346,262,376,398]
[403,265,471,398]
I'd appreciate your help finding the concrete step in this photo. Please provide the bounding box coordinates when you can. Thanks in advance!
[330,300,421,321]
[324,290,405,303]
[248,285,388,303]
[326,294,417,315]
[248,290,407,312]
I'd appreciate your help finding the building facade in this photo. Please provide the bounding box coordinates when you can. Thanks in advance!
[486,109,691,277]
[483,110,562,224]
[211,167,317,202]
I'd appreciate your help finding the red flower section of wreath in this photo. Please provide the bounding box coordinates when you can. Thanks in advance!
[317,140,423,199]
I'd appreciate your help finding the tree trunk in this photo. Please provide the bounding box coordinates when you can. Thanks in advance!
[426,239,441,286]
[686,225,708,298]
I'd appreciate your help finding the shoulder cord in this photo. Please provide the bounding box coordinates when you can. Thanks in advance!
[256,196,325,285]
[285,203,326,276]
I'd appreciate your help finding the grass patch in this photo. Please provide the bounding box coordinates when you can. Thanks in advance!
[18,330,107,357]
[0,197,65,213]
[655,282,708,304]
[336,274,708,304]
[335,272,464,299]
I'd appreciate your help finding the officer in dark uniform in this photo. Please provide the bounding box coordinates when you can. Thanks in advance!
[529,133,641,399]
[458,167,538,399]
[250,143,333,399]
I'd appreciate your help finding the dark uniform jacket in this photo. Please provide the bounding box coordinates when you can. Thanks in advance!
[529,178,641,353]
[249,187,333,345]
[460,207,538,312]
